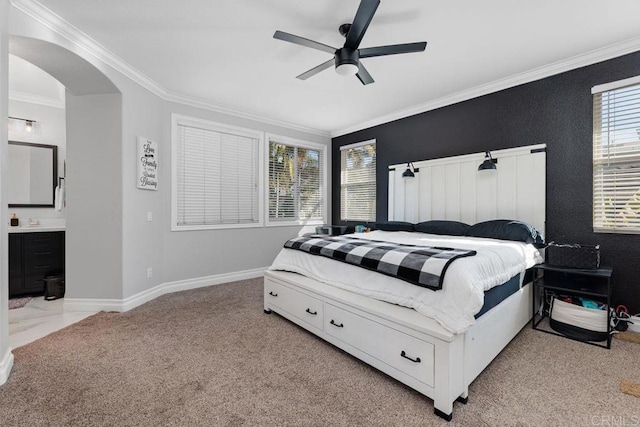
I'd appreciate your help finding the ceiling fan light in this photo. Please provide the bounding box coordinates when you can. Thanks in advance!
[336,63,359,76]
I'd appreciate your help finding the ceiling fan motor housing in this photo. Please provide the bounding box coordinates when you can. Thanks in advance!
[335,48,359,69]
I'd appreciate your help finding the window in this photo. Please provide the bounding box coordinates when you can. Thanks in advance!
[171,115,263,230]
[267,135,326,225]
[340,140,376,222]
[593,76,640,234]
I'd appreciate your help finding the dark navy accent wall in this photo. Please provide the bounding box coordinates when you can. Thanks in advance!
[332,51,640,313]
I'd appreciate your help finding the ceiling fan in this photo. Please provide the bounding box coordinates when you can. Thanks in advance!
[273,0,427,85]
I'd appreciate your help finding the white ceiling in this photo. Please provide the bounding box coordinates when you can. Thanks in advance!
[32,0,640,135]
[9,54,65,108]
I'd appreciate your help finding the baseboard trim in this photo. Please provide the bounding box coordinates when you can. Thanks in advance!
[0,348,15,385]
[63,267,267,313]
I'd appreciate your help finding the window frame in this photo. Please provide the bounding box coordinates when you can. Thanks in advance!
[592,75,640,234]
[171,113,264,231]
[340,139,377,223]
[265,133,328,227]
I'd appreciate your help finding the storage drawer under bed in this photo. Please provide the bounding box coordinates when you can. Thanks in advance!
[324,302,435,387]
[264,278,324,331]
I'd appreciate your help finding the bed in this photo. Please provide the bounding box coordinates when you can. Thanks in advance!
[264,145,546,420]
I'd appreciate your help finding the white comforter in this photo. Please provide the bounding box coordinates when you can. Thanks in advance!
[269,230,543,334]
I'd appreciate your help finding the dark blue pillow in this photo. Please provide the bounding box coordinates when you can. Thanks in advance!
[414,220,470,236]
[375,221,415,232]
[467,220,545,247]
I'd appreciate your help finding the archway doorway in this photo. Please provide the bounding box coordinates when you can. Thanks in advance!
[3,36,122,357]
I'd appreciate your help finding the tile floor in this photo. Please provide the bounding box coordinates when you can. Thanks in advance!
[8,297,97,349]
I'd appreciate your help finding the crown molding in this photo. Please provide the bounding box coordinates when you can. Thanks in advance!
[12,0,640,140]
[10,0,166,97]
[163,92,330,137]
[9,89,65,109]
[9,0,330,138]
[331,35,640,137]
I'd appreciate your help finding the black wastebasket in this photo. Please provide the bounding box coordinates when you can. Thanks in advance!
[44,275,65,300]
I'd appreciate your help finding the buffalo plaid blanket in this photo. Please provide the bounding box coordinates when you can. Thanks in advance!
[284,235,477,291]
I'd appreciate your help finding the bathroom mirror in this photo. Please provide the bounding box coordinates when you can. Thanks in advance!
[8,141,58,207]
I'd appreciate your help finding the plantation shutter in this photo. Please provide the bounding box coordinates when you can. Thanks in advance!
[593,77,640,233]
[340,141,376,222]
[268,140,324,222]
[176,121,259,226]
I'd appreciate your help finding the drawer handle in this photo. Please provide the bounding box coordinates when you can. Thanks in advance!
[400,351,421,363]
[35,251,52,255]
[35,264,52,269]
[305,308,317,316]
[268,291,278,297]
[330,319,343,328]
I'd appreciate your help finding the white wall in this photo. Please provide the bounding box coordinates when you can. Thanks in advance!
[65,93,122,300]
[120,79,164,298]
[0,0,13,386]
[7,100,66,221]
[157,102,331,289]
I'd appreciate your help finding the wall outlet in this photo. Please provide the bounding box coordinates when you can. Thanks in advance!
[147,211,153,222]
[628,315,640,333]
[146,267,153,278]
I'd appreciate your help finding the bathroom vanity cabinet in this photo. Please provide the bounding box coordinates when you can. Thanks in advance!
[9,231,65,298]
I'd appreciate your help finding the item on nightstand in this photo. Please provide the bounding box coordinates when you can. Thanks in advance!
[546,242,600,270]
[315,225,347,236]
[10,213,19,227]
[549,298,608,342]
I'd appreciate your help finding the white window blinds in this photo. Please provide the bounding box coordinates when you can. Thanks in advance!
[268,138,324,223]
[340,141,376,222]
[174,118,261,228]
[593,78,640,233]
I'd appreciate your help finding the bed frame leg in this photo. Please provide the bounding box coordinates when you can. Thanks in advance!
[264,308,272,314]
[434,408,452,422]
[456,388,469,404]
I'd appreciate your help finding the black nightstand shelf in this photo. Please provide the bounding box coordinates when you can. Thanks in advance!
[532,264,612,349]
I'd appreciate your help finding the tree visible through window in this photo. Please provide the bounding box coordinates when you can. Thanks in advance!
[268,137,324,223]
[593,77,640,233]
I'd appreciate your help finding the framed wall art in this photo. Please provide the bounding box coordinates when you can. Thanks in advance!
[137,136,158,190]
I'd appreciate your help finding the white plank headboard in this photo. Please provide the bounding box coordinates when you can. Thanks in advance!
[388,144,546,233]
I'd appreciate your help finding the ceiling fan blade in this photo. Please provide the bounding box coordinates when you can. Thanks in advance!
[359,42,427,59]
[345,0,380,50]
[273,30,337,55]
[296,58,335,80]
[356,62,374,85]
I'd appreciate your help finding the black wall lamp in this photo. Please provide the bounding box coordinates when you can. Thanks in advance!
[478,151,497,171]
[402,162,419,178]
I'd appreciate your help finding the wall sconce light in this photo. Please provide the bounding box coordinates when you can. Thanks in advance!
[402,162,419,178]
[8,116,38,134]
[478,151,497,171]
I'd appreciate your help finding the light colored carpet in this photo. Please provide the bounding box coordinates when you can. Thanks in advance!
[1,277,638,426]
